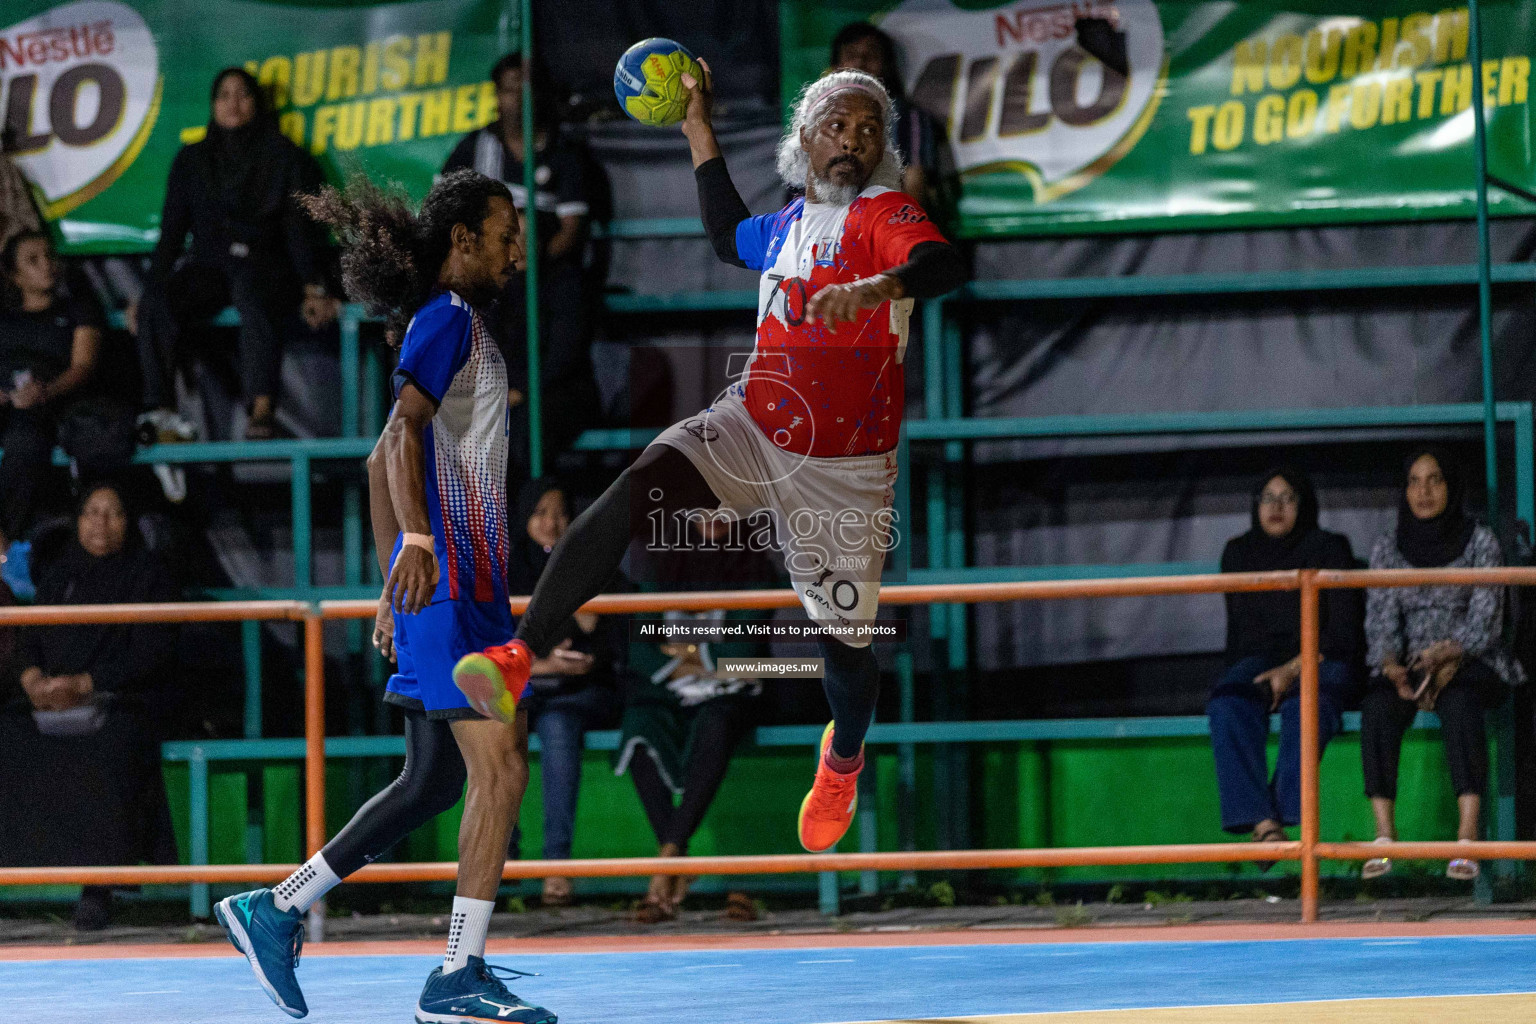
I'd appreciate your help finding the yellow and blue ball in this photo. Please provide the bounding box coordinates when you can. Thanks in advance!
[614,37,701,127]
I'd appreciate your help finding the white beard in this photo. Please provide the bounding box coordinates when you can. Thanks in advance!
[808,170,860,206]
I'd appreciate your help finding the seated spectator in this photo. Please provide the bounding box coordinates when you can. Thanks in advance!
[511,479,622,905]
[0,481,179,929]
[129,67,335,441]
[443,53,601,478]
[1360,448,1524,882]
[830,22,945,212]
[1207,467,1361,863]
[0,230,134,598]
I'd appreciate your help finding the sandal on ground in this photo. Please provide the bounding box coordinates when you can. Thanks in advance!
[634,891,676,924]
[1362,836,1394,880]
[1252,824,1287,874]
[541,875,574,907]
[635,865,678,924]
[724,892,759,922]
[1447,841,1479,881]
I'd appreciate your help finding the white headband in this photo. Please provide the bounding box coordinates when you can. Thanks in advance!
[807,82,889,122]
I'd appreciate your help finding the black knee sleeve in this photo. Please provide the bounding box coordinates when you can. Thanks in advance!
[321,713,466,878]
[818,637,879,759]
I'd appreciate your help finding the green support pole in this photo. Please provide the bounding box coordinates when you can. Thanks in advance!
[818,869,840,916]
[292,454,312,589]
[1516,404,1534,538]
[363,344,383,441]
[340,307,361,439]
[190,748,210,918]
[896,649,917,891]
[343,479,365,698]
[858,737,879,897]
[941,307,969,856]
[521,0,542,479]
[923,300,948,642]
[242,620,262,739]
[1468,0,1498,528]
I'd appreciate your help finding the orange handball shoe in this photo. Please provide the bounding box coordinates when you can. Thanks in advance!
[798,722,862,853]
[452,639,532,725]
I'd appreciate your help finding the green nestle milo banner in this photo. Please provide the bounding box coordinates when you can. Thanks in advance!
[1,0,513,253]
[783,1,1536,236]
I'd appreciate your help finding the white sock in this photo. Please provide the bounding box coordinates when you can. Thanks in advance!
[271,853,341,914]
[443,896,495,974]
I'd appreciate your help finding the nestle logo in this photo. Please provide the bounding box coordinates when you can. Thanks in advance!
[0,20,116,70]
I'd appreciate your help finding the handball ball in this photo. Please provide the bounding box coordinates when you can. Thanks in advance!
[614,38,700,127]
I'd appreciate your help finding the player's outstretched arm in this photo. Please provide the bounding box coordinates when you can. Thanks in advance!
[681,61,753,269]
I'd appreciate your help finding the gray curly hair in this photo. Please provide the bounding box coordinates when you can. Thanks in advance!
[775,70,903,196]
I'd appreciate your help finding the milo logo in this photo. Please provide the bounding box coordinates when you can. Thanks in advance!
[0,1,159,218]
[882,0,1164,202]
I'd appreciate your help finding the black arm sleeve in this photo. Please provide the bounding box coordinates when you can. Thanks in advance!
[888,240,967,299]
[694,157,751,268]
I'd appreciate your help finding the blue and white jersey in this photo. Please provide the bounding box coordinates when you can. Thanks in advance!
[391,290,510,604]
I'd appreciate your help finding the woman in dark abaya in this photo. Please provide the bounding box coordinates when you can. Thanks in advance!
[1207,467,1361,861]
[0,481,179,929]
[1359,448,1524,883]
[129,67,336,440]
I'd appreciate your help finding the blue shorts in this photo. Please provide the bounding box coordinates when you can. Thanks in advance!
[384,598,514,720]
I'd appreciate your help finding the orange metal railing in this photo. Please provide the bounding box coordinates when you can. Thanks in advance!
[3,567,1535,925]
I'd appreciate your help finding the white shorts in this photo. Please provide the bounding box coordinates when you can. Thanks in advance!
[652,388,898,648]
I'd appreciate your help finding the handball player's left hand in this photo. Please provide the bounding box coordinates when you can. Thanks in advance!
[387,544,438,615]
[806,274,904,332]
[373,594,396,662]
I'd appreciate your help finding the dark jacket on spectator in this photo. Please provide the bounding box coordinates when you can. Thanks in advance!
[17,539,178,704]
[0,536,178,868]
[1221,467,1362,666]
[150,121,324,289]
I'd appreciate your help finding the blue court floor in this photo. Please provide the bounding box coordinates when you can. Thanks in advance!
[3,935,1535,1023]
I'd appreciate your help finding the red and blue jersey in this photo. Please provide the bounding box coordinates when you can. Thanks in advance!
[733,186,946,457]
[391,290,510,604]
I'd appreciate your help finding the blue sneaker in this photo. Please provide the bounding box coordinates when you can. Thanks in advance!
[415,956,556,1024]
[214,888,308,1018]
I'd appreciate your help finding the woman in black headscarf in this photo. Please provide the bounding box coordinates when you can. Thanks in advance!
[509,478,622,905]
[1359,448,1523,883]
[1207,467,1361,859]
[129,67,336,440]
[0,481,179,929]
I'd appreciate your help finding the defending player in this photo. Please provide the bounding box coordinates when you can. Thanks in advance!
[212,171,556,1024]
[454,66,965,854]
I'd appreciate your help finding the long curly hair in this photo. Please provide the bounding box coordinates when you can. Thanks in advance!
[300,169,512,343]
